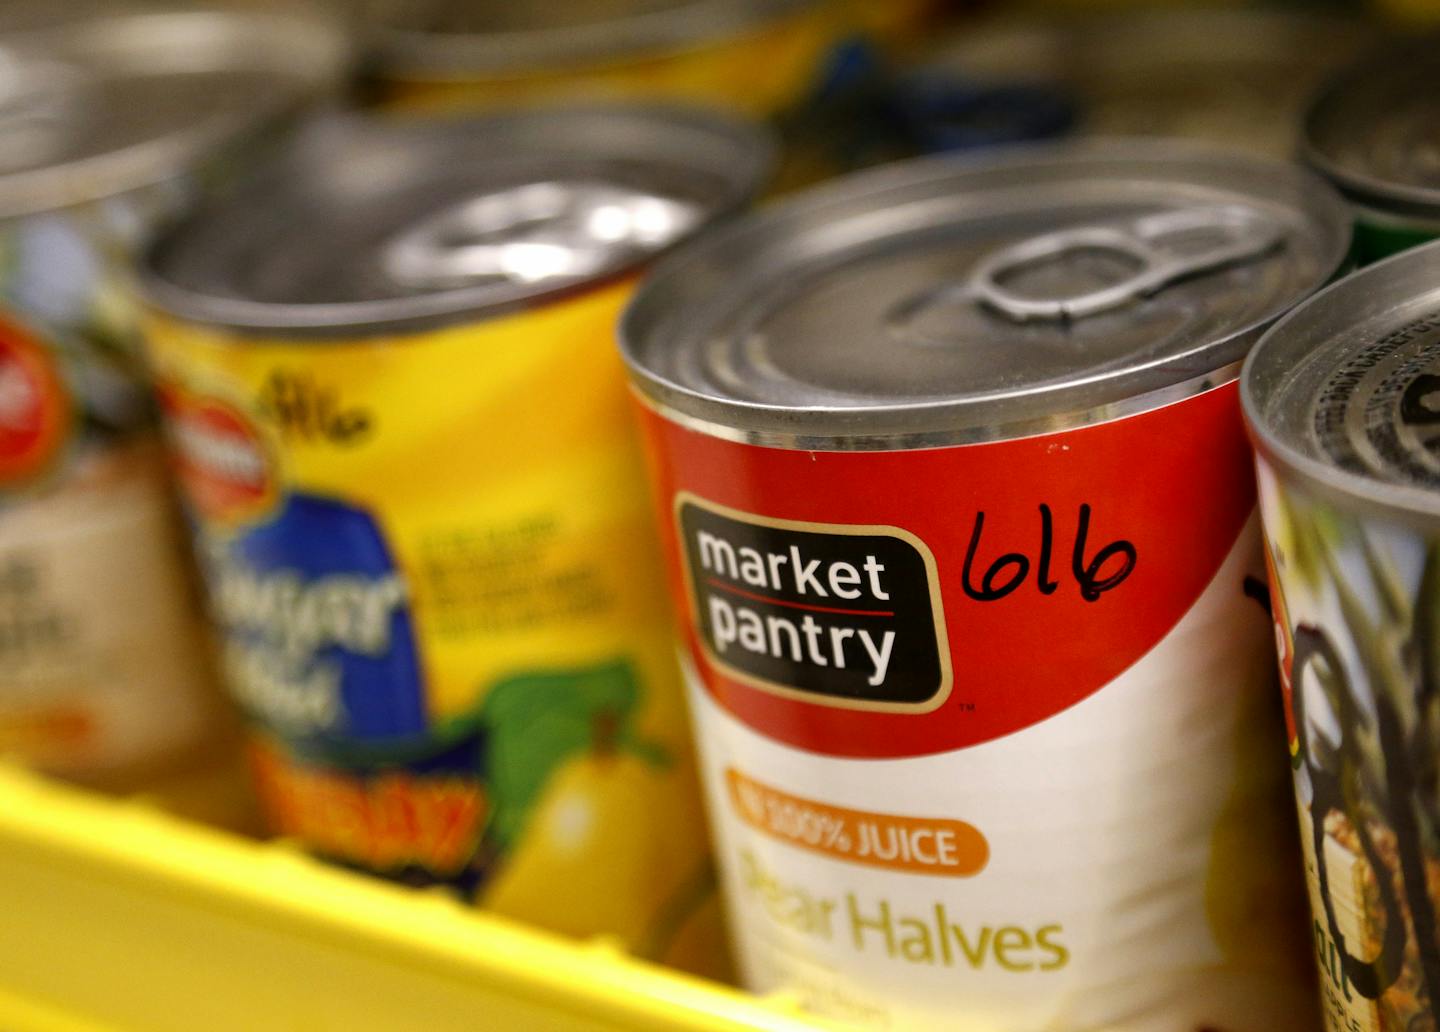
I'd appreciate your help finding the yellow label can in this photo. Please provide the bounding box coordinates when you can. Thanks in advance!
[367,0,852,117]
[139,109,771,975]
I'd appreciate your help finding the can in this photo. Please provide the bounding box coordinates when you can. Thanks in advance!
[1245,239,1440,1032]
[139,108,771,975]
[1303,36,1440,267]
[1371,0,1440,25]
[901,10,1373,160]
[0,4,347,783]
[622,143,1350,1028]
[362,0,850,117]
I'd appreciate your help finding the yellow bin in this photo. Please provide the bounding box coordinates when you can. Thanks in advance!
[0,764,835,1032]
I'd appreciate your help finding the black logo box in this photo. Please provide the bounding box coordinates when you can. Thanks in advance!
[676,495,952,712]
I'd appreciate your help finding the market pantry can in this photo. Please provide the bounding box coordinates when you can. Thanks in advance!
[0,4,346,783]
[1303,37,1440,267]
[622,143,1350,1029]
[139,109,770,973]
[1245,240,1440,1032]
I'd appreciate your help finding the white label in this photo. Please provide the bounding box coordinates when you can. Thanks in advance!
[686,520,1320,1031]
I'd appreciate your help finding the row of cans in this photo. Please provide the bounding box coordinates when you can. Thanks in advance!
[3,1,1440,1029]
[0,0,934,983]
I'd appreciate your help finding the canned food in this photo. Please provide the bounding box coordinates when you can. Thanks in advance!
[1370,0,1440,27]
[902,10,1372,159]
[1245,240,1440,1032]
[0,4,347,783]
[1374,0,1440,25]
[139,108,770,974]
[622,143,1350,1028]
[1303,37,1440,266]
[841,0,939,51]
[363,0,850,116]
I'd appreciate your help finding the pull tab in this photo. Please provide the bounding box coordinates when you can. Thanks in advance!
[972,205,1287,323]
[382,182,699,291]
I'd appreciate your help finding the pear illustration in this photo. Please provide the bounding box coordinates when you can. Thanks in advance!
[483,710,682,944]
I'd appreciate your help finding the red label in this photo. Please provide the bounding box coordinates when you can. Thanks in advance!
[0,316,70,489]
[1262,538,1300,761]
[640,383,1256,759]
[158,382,276,526]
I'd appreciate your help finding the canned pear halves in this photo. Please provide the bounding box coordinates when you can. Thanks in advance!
[140,108,770,975]
[0,3,346,782]
[623,143,1350,1029]
[1245,239,1440,1032]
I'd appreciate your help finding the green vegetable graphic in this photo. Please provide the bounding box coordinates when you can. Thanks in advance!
[480,660,668,853]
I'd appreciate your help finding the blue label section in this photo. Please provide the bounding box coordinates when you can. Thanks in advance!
[206,492,427,743]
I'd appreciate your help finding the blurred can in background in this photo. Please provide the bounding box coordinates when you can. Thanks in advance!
[139,109,771,976]
[899,9,1374,159]
[623,143,1349,1029]
[1003,0,1246,10]
[1372,0,1440,26]
[1303,37,1440,266]
[363,0,852,116]
[1245,241,1440,1032]
[0,4,347,784]
[357,0,935,191]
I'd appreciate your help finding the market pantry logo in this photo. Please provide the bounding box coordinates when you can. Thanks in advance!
[676,495,951,712]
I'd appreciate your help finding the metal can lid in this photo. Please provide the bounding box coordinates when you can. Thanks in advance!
[367,0,816,79]
[1244,239,1440,522]
[1303,35,1440,219]
[621,140,1350,448]
[0,3,349,218]
[142,107,773,335]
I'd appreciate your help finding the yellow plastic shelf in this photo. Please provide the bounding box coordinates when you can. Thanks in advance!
[0,764,831,1032]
